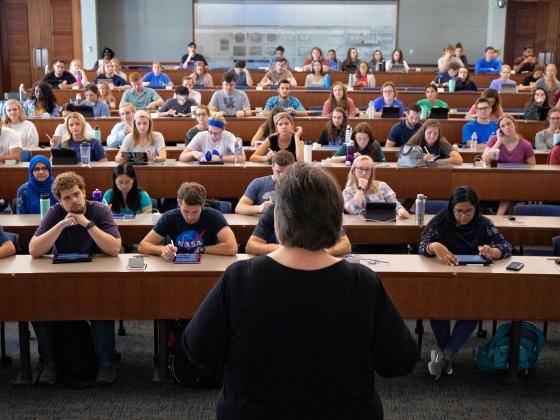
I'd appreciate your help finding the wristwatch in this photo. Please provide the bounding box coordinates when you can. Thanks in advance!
[198,246,205,254]
[357,186,365,191]
[85,221,96,230]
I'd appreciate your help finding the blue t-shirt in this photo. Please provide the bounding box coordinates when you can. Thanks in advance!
[142,72,172,87]
[242,175,276,205]
[0,225,9,246]
[461,120,498,144]
[102,189,152,215]
[264,96,304,111]
[474,58,502,74]
[55,139,106,161]
[153,207,228,253]
[372,97,405,117]
[387,120,421,147]
[79,99,110,117]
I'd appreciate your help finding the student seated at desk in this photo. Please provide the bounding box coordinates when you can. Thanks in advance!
[331,122,385,163]
[418,186,512,381]
[180,114,244,163]
[93,60,127,88]
[321,81,358,117]
[246,204,351,256]
[103,163,152,215]
[352,61,376,88]
[250,106,283,147]
[16,156,56,214]
[2,99,39,148]
[0,117,23,163]
[523,87,550,121]
[29,172,122,385]
[263,80,308,116]
[488,65,517,93]
[138,181,237,257]
[80,84,110,117]
[115,110,166,164]
[343,155,409,218]
[185,104,209,143]
[465,89,504,120]
[406,119,463,165]
[304,60,326,88]
[318,107,347,147]
[235,150,294,215]
[53,112,106,162]
[250,112,304,162]
[97,80,117,110]
[156,86,198,117]
[372,82,405,117]
[23,81,60,117]
[417,84,448,112]
[106,103,135,148]
[385,103,421,148]
[50,103,94,148]
[188,61,214,88]
[0,224,16,258]
[536,108,560,150]
[187,163,417,418]
[454,66,478,92]
[142,61,172,88]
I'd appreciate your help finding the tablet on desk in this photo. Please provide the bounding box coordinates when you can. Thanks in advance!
[112,213,135,219]
[53,253,92,264]
[456,255,491,265]
[173,253,201,264]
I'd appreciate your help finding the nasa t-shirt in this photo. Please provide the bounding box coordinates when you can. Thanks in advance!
[154,207,228,253]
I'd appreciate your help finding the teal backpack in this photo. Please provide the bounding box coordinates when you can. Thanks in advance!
[474,321,545,372]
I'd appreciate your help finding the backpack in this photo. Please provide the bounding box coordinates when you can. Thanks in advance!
[53,321,98,389]
[474,321,545,372]
[396,145,426,167]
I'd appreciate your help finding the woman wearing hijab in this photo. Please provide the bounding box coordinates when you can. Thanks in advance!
[15,155,56,214]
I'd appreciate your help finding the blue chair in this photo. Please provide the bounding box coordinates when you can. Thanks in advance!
[514,205,560,256]
[20,150,32,162]
[308,105,323,111]
[215,200,232,214]
[553,236,560,256]
[425,200,447,215]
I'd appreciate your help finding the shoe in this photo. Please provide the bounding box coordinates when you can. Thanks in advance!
[38,364,59,385]
[428,349,448,381]
[0,199,8,212]
[97,364,117,385]
[445,358,453,375]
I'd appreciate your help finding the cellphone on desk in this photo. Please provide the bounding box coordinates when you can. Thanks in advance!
[506,261,524,271]
[173,253,201,264]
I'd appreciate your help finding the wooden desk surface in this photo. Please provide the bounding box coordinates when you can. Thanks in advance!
[1,213,558,249]
[0,254,558,322]
[50,88,531,111]
[29,117,545,148]
[1,162,559,201]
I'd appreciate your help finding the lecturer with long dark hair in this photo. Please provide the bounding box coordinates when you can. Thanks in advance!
[183,162,418,419]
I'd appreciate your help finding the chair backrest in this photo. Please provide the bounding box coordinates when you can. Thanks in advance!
[514,204,560,217]
[20,150,32,162]
[4,232,21,254]
[425,200,448,215]
[553,236,560,256]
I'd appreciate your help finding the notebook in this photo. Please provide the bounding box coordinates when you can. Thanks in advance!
[364,202,397,222]
[381,106,401,119]
[51,148,78,165]
[429,107,449,119]
[122,152,149,165]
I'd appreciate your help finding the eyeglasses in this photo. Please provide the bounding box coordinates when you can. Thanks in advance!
[476,106,490,111]
[355,166,372,173]
[453,208,475,216]
[32,167,49,173]
[195,113,208,117]
[116,180,133,186]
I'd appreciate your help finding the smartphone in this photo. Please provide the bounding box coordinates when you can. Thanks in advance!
[506,261,524,271]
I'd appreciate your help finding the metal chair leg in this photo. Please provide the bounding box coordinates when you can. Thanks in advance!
[415,320,424,358]
[1,322,12,366]
[543,321,548,340]
[118,320,126,336]
[476,320,487,338]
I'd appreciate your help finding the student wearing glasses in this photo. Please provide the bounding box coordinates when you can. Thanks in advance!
[535,108,560,150]
[186,105,210,143]
[103,164,152,215]
[16,155,57,214]
[461,98,498,146]
[419,186,512,381]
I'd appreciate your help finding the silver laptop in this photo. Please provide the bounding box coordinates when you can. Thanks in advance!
[391,63,406,73]
[500,83,518,93]
[364,202,397,222]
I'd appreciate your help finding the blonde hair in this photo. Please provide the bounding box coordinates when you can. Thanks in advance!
[1,99,26,125]
[62,112,91,147]
[132,110,154,146]
[97,80,115,104]
[345,155,380,195]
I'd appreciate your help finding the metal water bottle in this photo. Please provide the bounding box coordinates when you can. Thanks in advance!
[40,193,50,220]
[415,194,426,226]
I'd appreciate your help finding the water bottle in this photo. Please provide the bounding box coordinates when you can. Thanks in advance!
[415,194,426,226]
[75,92,82,103]
[28,101,36,117]
[366,101,375,119]
[76,72,82,87]
[324,73,331,89]
[553,131,560,146]
[345,125,354,165]
[304,141,313,163]
[92,188,102,202]
[39,193,50,220]
[347,73,354,88]
[470,132,478,150]
[93,126,101,142]
[80,141,91,166]
[234,137,243,166]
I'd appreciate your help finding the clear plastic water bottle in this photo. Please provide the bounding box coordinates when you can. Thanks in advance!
[415,194,426,226]
[234,137,243,166]
[92,189,102,202]
[28,101,36,117]
[366,101,375,119]
[40,193,50,220]
[80,142,91,166]
[470,132,478,150]
[345,125,354,165]
[75,92,82,103]
[324,73,331,89]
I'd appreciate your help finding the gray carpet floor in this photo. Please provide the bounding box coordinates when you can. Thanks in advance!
[1,320,559,419]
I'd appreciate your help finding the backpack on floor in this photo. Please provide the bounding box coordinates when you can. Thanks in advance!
[53,321,98,389]
[474,321,545,372]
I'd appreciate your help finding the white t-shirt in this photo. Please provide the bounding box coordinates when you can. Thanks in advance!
[187,130,237,157]
[0,126,23,156]
[9,120,39,148]
[189,90,202,105]
[120,131,166,155]
[54,122,94,139]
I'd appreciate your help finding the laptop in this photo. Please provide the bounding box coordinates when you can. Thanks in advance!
[73,105,94,118]
[122,152,149,165]
[51,148,78,165]
[500,83,518,94]
[381,106,401,119]
[429,107,449,119]
[391,63,406,73]
[364,202,397,222]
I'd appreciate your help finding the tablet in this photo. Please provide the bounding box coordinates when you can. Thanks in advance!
[112,213,135,219]
[173,253,201,264]
[53,253,92,264]
[456,255,491,265]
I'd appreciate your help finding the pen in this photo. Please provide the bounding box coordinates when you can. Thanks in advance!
[423,146,429,154]
[170,239,177,257]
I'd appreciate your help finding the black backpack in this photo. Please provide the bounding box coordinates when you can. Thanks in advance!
[53,321,98,389]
